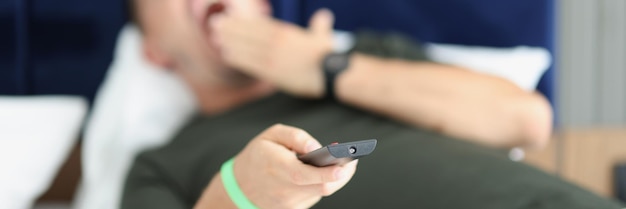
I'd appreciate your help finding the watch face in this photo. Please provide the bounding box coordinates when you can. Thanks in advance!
[326,54,350,73]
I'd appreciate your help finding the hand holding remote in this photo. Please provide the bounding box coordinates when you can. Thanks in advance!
[298,139,377,167]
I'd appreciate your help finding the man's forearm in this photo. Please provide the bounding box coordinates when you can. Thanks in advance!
[195,173,238,209]
[335,54,553,148]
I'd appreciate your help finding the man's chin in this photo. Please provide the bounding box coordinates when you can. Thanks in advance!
[222,68,259,87]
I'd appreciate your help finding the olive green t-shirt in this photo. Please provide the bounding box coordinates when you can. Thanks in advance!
[122,94,623,209]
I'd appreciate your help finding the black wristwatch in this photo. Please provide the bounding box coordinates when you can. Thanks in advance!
[322,52,351,100]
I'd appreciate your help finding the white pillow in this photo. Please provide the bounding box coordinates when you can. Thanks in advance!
[0,96,86,209]
[73,25,197,209]
[333,31,552,91]
[425,43,552,92]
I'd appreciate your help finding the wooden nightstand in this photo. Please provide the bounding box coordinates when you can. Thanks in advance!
[525,128,626,198]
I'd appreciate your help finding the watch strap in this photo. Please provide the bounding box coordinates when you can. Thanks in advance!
[322,53,351,100]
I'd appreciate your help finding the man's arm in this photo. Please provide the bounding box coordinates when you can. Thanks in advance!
[335,54,553,148]
[122,124,357,209]
[194,173,238,209]
[210,8,553,148]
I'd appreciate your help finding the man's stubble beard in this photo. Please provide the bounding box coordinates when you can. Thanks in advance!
[218,67,259,88]
[175,50,259,89]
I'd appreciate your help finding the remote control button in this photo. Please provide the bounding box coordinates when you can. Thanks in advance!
[348,146,357,154]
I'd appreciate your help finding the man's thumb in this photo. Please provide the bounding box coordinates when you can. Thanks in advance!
[309,9,334,36]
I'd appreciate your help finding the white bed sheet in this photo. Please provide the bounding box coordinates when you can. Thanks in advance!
[73,25,197,209]
[0,96,86,209]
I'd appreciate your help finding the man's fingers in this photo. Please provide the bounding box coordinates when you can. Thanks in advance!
[320,160,358,196]
[262,124,322,154]
[225,0,265,18]
[309,9,334,37]
[210,15,273,73]
[299,160,358,196]
[211,15,275,48]
[282,162,347,186]
[220,41,266,74]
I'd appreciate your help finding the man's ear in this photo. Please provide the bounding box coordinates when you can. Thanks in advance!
[142,38,176,70]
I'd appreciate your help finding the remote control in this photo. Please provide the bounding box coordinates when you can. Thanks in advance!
[298,139,377,167]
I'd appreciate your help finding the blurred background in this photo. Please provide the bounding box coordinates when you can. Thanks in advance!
[0,0,625,208]
[559,0,625,127]
[532,0,626,201]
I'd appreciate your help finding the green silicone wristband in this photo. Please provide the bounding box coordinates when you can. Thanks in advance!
[221,158,259,209]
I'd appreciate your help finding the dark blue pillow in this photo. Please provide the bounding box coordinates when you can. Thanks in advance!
[1,0,126,102]
[1,0,555,107]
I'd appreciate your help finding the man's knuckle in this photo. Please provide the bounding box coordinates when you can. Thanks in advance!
[270,123,283,129]
[268,123,286,132]
[289,170,304,185]
[289,129,306,140]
